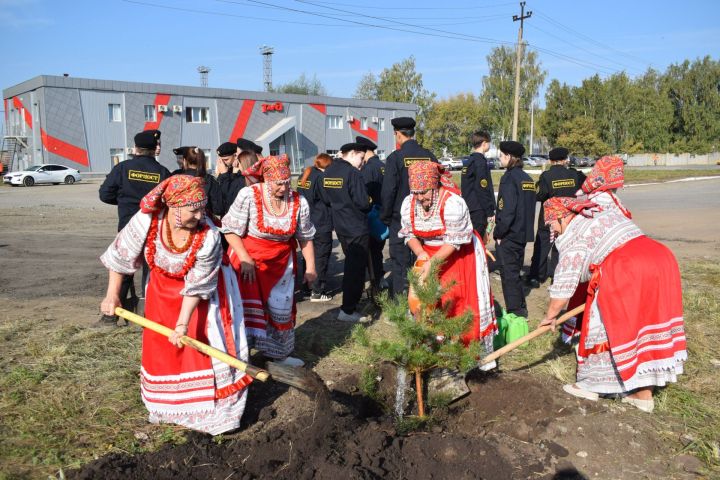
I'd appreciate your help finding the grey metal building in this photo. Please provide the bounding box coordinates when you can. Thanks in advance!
[2,75,416,173]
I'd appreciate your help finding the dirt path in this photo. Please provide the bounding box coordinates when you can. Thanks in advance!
[1,179,716,479]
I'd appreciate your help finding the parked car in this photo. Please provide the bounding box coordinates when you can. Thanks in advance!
[523,156,538,167]
[568,156,580,167]
[439,157,453,170]
[486,157,497,170]
[3,164,82,187]
[440,157,464,170]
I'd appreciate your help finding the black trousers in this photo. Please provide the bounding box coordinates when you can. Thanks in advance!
[529,228,558,282]
[118,261,148,311]
[388,220,412,297]
[368,235,386,286]
[497,239,528,317]
[312,231,333,293]
[338,233,369,314]
[470,211,488,240]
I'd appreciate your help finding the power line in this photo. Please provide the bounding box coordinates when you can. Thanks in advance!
[290,0,517,10]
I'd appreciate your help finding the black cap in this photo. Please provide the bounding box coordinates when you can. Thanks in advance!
[355,136,377,151]
[499,140,525,158]
[172,146,190,156]
[251,142,263,155]
[548,147,569,161]
[134,130,161,149]
[391,117,416,130]
[216,142,237,157]
[340,142,368,154]
[236,138,255,152]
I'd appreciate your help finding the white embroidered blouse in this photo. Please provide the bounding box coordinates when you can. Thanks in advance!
[398,189,473,249]
[549,206,643,299]
[221,184,316,242]
[100,210,222,299]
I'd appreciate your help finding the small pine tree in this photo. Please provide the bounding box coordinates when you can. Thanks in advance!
[369,259,479,417]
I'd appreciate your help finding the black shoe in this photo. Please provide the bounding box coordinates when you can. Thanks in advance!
[94,314,119,328]
[529,278,540,289]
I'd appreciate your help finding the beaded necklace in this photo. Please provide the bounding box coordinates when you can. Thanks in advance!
[263,182,289,216]
[164,215,194,253]
[410,188,449,238]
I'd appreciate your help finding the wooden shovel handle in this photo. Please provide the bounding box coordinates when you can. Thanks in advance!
[115,307,269,381]
[479,303,586,365]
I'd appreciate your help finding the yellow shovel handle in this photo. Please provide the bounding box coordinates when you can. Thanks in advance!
[115,307,269,382]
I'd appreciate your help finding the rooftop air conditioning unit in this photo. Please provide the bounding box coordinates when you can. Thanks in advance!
[157,105,168,112]
[371,116,379,123]
[172,105,182,113]
[345,115,355,122]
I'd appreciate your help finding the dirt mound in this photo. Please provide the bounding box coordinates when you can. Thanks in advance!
[69,372,603,480]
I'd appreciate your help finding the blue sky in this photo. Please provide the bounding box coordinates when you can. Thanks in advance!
[1,0,718,108]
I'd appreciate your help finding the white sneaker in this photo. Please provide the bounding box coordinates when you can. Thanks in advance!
[272,356,305,367]
[337,310,369,323]
[563,383,599,401]
[478,359,497,371]
[622,396,654,413]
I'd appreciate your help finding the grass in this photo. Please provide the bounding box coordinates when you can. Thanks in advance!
[0,321,187,479]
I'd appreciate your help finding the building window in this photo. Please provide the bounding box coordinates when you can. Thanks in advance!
[108,104,122,122]
[377,149,386,160]
[203,149,213,170]
[326,149,339,156]
[144,105,157,122]
[378,118,386,131]
[360,117,368,130]
[186,106,210,124]
[110,148,125,165]
[327,115,343,130]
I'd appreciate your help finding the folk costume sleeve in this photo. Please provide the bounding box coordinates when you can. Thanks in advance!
[398,195,415,242]
[100,210,152,274]
[182,227,222,299]
[442,195,473,248]
[221,186,253,236]
[380,152,400,224]
[494,177,517,239]
[295,195,317,241]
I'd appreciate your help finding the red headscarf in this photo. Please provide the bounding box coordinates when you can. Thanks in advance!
[581,156,624,194]
[408,160,458,193]
[140,175,206,213]
[243,154,291,184]
[543,196,599,225]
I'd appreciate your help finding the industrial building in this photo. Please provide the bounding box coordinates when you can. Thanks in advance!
[2,75,416,174]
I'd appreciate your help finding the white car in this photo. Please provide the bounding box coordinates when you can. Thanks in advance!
[439,157,464,170]
[3,164,82,187]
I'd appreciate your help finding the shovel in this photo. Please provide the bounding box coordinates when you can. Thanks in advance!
[478,303,586,366]
[115,308,321,392]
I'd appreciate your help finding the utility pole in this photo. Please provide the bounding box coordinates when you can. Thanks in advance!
[260,45,274,91]
[529,101,534,154]
[511,1,531,141]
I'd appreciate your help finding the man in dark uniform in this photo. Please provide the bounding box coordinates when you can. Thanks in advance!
[320,142,371,323]
[215,141,244,215]
[171,146,190,175]
[99,129,170,321]
[460,130,496,242]
[357,136,386,291]
[526,147,586,288]
[493,141,536,319]
[380,117,437,296]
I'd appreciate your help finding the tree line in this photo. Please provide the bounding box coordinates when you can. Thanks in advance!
[277,51,719,157]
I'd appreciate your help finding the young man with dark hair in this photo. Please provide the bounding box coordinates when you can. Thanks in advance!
[461,130,496,242]
[380,117,437,296]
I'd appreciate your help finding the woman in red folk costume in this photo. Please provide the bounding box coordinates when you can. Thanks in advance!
[100,175,251,434]
[222,155,316,367]
[399,160,497,369]
[540,195,686,413]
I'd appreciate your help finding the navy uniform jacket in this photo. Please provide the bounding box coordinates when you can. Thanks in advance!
[494,166,536,244]
[99,155,171,231]
[535,164,586,230]
[460,151,496,230]
[172,169,224,217]
[218,171,246,216]
[297,167,333,234]
[320,158,370,238]
[380,139,437,225]
[361,154,384,206]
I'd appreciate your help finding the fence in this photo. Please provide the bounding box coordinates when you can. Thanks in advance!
[627,152,720,167]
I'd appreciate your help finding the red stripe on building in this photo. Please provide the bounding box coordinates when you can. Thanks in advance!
[349,118,378,142]
[308,103,326,115]
[143,93,171,131]
[229,99,256,141]
[13,97,89,167]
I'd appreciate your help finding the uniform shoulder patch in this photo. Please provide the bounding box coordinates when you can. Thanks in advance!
[461,167,468,175]
[480,178,488,188]
[380,167,385,175]
[128,170,161,183]
[551,179,576,189]
[297,180,311,189]
[403,157,431,168]
[323,177,343,188]
[498,198,504,210]
[521,181,535,191]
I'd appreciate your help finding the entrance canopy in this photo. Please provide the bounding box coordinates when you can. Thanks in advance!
[253,116,302,172]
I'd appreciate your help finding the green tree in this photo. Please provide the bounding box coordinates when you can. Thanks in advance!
[541,79,576,146]
[423,93,492,157]
[480,45,547,143]
[353,56,436,142]
[556,116,610,157]
[272,73,328,96]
